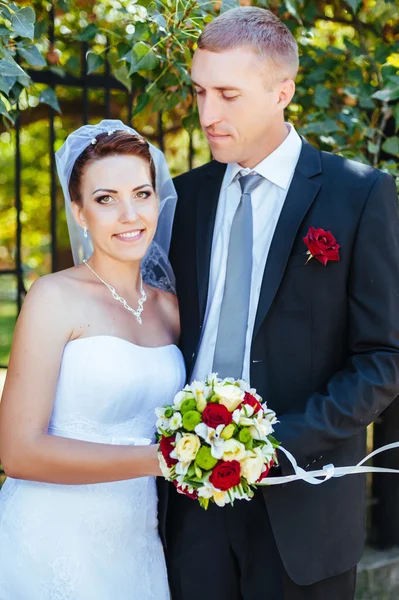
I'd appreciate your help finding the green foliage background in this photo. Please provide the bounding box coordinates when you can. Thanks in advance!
[0,0,398,364]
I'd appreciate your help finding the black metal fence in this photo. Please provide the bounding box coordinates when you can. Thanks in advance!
[0,4,197,370]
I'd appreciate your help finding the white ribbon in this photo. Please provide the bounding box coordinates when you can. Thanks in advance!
[257,442,399,486]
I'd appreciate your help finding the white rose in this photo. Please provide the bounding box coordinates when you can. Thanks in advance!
[174,433,201,462]
[240,449,265,484]
[222,439,246,462]
[169,412,182,431]
[214,383,245,412]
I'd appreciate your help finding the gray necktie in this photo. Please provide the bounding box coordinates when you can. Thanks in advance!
[212,173,264,379]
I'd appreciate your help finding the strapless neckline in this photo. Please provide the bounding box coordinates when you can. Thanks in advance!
[67,335,178,352]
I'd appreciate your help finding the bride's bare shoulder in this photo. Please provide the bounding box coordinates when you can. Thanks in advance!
[22,266,88,317]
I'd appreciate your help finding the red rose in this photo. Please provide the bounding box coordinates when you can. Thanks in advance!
[159,435,177,468]
[303,226,340,266]
[242,392,262,414]
[202,403,232,428]
[209,460,241,491]
[173,480,198,499]
[256,458,275,482]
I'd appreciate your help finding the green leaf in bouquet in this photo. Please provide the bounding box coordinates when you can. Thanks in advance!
[184,479,203,488]
[39,88,61,113]
[209,393,219,403]
[187,463,197,478]
[199,497,209,510]
[267,435,281,449]
[11,7,35,41]
[194,464,203,479]
[17,44,46,68]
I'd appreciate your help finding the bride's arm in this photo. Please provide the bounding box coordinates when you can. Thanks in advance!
[0,276,161,484]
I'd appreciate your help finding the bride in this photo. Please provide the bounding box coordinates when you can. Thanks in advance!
[0,119,185,599]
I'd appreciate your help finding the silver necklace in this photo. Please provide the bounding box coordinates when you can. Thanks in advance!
[83,260,147,325]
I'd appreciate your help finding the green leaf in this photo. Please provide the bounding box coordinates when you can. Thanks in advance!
[372,86,399,103]
[285,0,303,23]
[0,75,16,95]
[0,25,10,37]
[151,12,167,30]
[113,65,131,91]
[11,7,35,41]
[129,42,160,75]
[0,59,26,78]
[17,44,46,68]
[394,104,399,133]
[0,3,13,20]
[86,52,104,74]
[133,92,150,116]
[346,0,362,12]
[314,85,332,109]
[76,23,98,42]
[221,0,240,12]
[182,111,200,134]
[66,56,80,75]
[132,22,151,43]
[367,142,379,155]
[39,88,61,113]
[382,137,399,158]
[0,96,13,123]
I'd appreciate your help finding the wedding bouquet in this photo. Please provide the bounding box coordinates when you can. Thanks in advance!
[155,374,280,509]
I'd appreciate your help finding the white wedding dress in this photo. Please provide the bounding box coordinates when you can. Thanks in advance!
[0,335,186,600]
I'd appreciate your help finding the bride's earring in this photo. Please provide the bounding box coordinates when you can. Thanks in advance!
[83,226,88,239]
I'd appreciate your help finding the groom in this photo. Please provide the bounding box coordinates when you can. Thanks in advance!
[164,6,399,599]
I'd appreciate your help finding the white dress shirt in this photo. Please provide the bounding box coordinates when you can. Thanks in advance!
[192,123,302,382]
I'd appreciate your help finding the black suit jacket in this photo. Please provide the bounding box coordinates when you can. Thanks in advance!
[162,139,399,585]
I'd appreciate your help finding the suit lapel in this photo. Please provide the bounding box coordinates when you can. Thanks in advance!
[196,161,226,324]
[253,141,322,338]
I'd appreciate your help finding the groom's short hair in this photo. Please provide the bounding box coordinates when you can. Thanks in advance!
[198,7,299,83]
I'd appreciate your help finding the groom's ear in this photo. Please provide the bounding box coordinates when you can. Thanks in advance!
[71,200,87,229]
[277,79,295,110]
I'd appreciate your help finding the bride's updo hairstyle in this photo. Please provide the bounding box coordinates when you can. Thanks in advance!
[68,130,156,205]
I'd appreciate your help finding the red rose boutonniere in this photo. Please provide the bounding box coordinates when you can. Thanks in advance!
[303,227,340,266]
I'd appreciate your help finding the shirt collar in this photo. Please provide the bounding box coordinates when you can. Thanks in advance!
[222,123,302,191]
